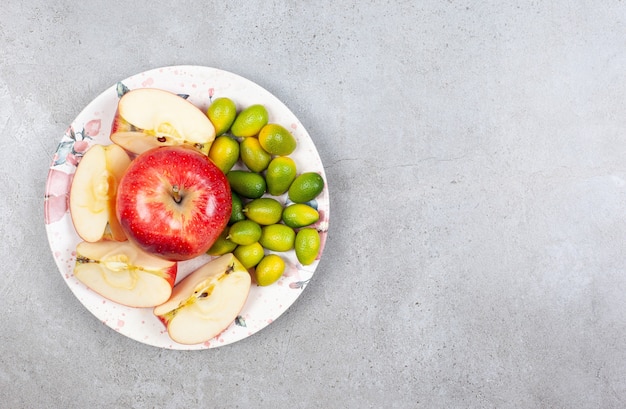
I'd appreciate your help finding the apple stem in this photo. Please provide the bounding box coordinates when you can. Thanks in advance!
[172,185,182,204]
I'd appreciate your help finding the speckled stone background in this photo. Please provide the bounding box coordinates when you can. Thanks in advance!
[2,1,626,408]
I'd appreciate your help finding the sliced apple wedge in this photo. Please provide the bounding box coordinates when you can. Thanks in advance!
[110,88,215,155]
[74,241,177,308]
[69,143,131,242]
[154,253,251,345]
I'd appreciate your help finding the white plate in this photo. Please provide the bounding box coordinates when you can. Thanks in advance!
[44,66,329,350]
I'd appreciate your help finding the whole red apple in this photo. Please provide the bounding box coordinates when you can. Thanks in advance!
[116,146,232,261]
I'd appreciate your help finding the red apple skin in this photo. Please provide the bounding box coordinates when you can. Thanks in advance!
[156,315,169,327]
[116,146,232,261]
[110,108,129,134]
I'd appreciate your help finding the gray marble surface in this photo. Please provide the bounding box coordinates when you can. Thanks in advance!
[3,1,626,408]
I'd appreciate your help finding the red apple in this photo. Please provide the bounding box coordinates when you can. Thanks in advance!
[110,88,215,155]
[116,146,232,261]
[153,253,251,345]
[74,240,177,308]
[69,143,131,242]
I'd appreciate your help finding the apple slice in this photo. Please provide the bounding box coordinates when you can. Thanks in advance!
[69,143,131,242]
[74,240,177,308]
[154,253,251,345]
[110,88,215,155]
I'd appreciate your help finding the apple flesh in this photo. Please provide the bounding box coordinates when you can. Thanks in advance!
[69,143,131,242]
[153,253,251,345]
[116,146,232,261]
[110,88,215,155]
[74,240,177,308]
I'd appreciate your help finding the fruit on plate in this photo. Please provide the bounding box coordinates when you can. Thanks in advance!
[259,224,296,252]
[239,136,271,172]
[254,254,286,286]
[116,146,232,261]
[243,197,283,225]
[206,97,237,137]
[208,135,239,174]
[74,240,177,308]
[288,172,325,203]
[206,229,238,256]
[233,242,265,269]
[69,143,131,242]
[227,220,262,245]
[281,203,319,228]
[294,228,321,266]
[265,156,297,196]
[230,104,268,138]
[226,170,266,199]
[258,123,297,156]
[153,253,252,345]
[110,88,215,155]
[229,192,246,224]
